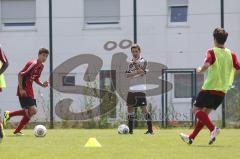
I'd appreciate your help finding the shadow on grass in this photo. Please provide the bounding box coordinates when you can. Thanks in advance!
[192,145,232,148]
[6,135,33,138]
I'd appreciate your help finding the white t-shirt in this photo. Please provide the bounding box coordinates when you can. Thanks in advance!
[126,57,147,93]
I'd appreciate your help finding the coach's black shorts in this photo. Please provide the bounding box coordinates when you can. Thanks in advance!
[19,97,37,109]
[194,91,225,110]
[127,92,147,107]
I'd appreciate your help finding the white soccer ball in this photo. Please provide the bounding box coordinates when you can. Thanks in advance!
[118,124,129,134]
[34,125,47,137]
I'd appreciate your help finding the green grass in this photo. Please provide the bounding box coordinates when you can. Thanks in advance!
[1,129,240,159]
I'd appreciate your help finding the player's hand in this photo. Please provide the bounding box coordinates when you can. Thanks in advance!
[136,69,145,75]
[19,89,27,96]
[42,81,49,88]
[196,67,202,73]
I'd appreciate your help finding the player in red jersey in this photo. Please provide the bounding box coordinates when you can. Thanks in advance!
[2,48,49,135]
[0,44,9,141]
[180,28,240,145]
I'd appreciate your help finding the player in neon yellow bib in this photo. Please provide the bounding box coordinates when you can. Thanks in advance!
[0,63,7,89]
[0,45,9,141]
[202,47,235,93]
[180,28,240,145]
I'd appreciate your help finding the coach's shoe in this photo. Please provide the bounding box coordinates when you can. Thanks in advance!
[3,111,10,128]
[180,133,193,145]
[209,127,220,145]
[144,130,154,135]
[14,132,24,136]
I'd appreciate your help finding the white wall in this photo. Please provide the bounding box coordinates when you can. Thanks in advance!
[0,0,239,122]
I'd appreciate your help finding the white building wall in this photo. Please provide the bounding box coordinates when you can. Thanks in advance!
[0,0,239,123]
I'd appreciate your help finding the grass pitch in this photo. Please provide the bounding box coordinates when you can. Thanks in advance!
[1,129,240,159]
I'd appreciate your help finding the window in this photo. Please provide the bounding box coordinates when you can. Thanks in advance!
[168,0,188,25]
[62,76,76,86]
[174,74,204,98]
[170,6,188,22]
[84,0,120,25]
[1,0,36,27]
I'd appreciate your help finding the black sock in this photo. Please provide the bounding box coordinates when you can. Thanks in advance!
[128,113,135,133]
[144,112,153,132]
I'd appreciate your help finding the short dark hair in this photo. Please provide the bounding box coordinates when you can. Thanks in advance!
[213,28,228,45]
[38,48,49,55]
[131,44,141,52]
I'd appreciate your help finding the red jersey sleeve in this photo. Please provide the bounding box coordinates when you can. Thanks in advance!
[0,46,8,64]
[34,65,44,82]
[204,49,215,65]
[20,60,37,76]
[231,52,240,70]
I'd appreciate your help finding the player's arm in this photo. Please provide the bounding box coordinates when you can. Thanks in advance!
[126,60,146,79]
[236,69,240,74]
[0,47,9,75]
[18,72,27,96]
[18,61,34,96]
[197,62,210,73]
[126,69,145,79]
[197,50,213,73]
[35,78,48,88]
[140,59,148,75]
[34,67,48,87]
[231,52,240,74]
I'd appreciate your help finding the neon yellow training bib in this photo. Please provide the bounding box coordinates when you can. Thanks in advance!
[0,61,6,88]
[202,47,235,93]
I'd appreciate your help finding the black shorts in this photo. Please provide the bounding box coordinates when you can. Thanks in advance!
[127,92,147,107]
[194,91,225,110]
[19,97,37,109]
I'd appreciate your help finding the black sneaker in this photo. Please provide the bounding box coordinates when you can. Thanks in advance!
[129,131,133,134]
[144,130,154,135]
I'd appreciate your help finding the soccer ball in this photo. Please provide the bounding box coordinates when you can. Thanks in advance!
[118,124,129,134]
[34,125,47,137]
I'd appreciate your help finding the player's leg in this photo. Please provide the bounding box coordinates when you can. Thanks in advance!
[182,107,211,142]
[180,91,212,144]
[193,107,215,132]
[181,107,219,145]
[14,106,37,135]
[180,107,213,144]
[194,106,220,144]
[12,97,37,135]
[194,92,223,145]
[127,106,134,134]
[0,118,3,141]
[140,106,153,134]
[3,97,32,128]
[3,109,28,125]
[188,107,210,140]
[205,96,223,145]
[127,92,135,134]
[134,92,152,134]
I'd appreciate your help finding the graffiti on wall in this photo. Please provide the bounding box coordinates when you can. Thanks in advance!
[52,39,172,120]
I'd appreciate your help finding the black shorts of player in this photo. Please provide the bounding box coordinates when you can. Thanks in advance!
[127,92,147,107]
[19,97,37,109]
[194,91,225,110]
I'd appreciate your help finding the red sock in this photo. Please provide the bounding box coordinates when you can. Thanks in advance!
[189,120,204,139]
[195,110,215,132]
[10,109,29,117]
[14,115,30,134]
